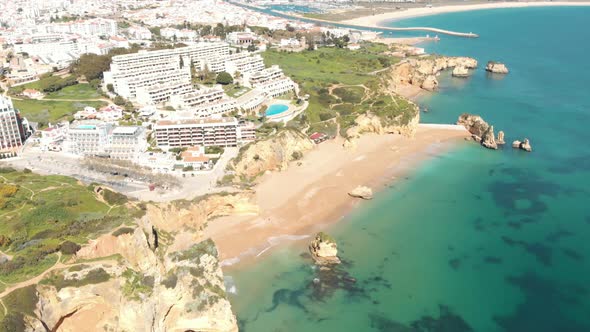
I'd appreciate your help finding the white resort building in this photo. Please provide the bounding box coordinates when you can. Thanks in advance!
[246,65,297,97]
[0,96,27,151]
[64,122,147,160]
[170,87,237,117]
[153,117,254,148]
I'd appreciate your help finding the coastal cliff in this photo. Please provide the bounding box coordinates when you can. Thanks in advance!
[386,56,478,93]
[344,111,420,148]
[20,232,238,332]
[230,128,315,181]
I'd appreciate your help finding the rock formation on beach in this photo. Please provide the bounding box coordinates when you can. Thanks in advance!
[452,66,471,77]
[512,138,533,152]
[486,61,509,74]
[348,185,373,200]
[386,56,478,92]
[343,111,420,148]
[457,113,504,150]
[230,129,314,181]
[309,232,341,265]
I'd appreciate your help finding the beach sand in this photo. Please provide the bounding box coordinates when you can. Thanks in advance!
[205,126,469,267]
[343,1,590,27]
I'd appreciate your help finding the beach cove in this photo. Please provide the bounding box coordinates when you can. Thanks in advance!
[226,5,590,332]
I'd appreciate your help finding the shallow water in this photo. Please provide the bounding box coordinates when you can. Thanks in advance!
[228,7,590,331]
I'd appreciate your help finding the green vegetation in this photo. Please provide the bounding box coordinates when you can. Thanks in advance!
[112,227,135,237]
[45,83,102,100]
[215,71,234,85]
[10,74,77,94]
[317,232,335,243]
[40,267,111,291]
[0,169,140,284]
[261,45,418,136]
[170,238,218,263]
[101,188,129,206]
[0,285,38,331]
[13,99,106,126]
[122,268,154,300]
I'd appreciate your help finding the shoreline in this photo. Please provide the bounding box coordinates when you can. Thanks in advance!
[342,1,590,27]
[205,127,469,271]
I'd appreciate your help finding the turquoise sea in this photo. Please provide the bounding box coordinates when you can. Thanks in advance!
[227,7,590,331]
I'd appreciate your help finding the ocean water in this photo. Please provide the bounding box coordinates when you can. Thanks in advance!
[227,7,590,332]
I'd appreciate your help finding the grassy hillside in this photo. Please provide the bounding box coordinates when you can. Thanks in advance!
[261,44,416,136]
[13,99,106,125]
[0,168,142,284]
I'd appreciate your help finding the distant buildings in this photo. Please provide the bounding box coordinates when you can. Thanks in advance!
[0,96,29,151]
[43,18,118,37]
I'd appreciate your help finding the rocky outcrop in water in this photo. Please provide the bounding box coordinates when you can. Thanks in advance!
[348,186,373,200]
[481,125,498,150]
[457,113,504,150]
[497,131,506,145]
[512,138,532,152]
[309,232,340,265]
[230,129,314,181]
[387,56,478,92]
[452,66,471,77]
[486,61,509,74]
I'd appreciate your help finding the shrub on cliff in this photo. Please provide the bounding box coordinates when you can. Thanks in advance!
[59,241,81,255]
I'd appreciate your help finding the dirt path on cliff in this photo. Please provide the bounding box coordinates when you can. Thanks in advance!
[0,253,118,299]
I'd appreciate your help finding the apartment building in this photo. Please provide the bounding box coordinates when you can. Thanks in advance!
[236,89,266,112]
[64,122,146,160]
[64,122,112,156]
[224,52,265,77]
[105,126,147,160]
[154,117,243,148]
[0,96,26,151]
[135,79,193,105]
[247,65,297,97]
[104,43,229,99]
[169,87,237,117]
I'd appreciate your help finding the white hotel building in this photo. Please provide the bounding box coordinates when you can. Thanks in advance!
[104,43,230,100]
[43,18,118,37]
[64,122,147,160]
[170,87,237,117]
[246,65,297,98]
[154,117,254,149]
[0,96,25,151]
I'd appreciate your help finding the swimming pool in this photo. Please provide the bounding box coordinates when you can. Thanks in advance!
[265,104,289,116]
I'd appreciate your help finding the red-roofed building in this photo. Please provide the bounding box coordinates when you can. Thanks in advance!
[181,146,212,170]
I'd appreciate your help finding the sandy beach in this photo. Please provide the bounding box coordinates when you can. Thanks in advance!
[343,1,590,27]
[205,126,469,268]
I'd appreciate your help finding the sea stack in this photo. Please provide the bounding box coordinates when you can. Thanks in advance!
[309,232,341,265]
[512,138,533,152]
[421,75,439,91]
[486,61,509,74]
[497,131,506,145]
[452,66,470,77]
[457,113,504,150]
[349,186,373,200]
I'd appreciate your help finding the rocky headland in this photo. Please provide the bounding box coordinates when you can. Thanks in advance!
[229,128,314,182]
[309,232,341,265]
[485,61,509,74]
[457,113,506,150]
[386,56,478,93]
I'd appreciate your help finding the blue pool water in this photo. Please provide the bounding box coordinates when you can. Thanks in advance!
[76,125,96,129]
[265,104,289,116]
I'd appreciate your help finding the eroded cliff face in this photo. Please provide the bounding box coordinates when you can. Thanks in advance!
[230,129,315,180]
[344,111,420,148]
[386,56,478,92]
[10,191,252,332]
[26,229,238,332]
